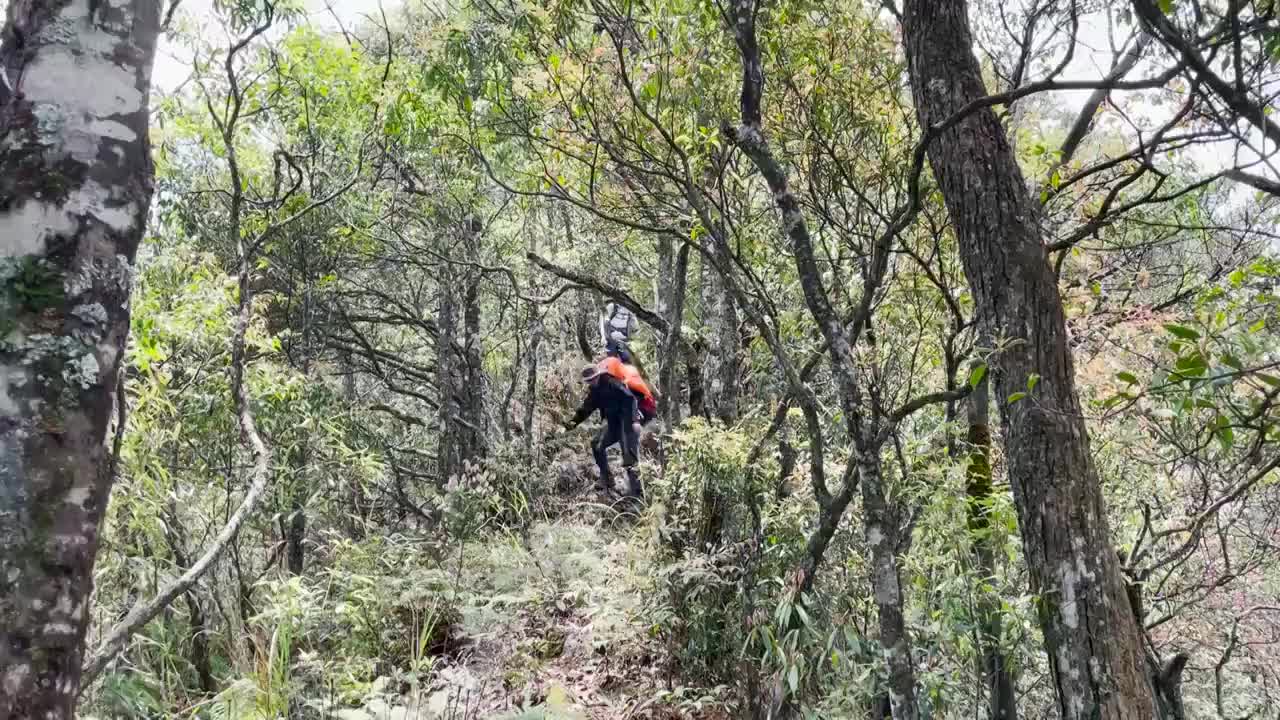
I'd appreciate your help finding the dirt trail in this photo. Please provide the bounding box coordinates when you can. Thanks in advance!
[369,488,673,720]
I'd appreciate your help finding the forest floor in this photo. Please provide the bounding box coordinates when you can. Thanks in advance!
[343,451,727,720]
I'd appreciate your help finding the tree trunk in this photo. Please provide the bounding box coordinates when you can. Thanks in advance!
[966,372,1017,720]
[286,449,306,576]
[655,237,690,426]
[0,2,161,717]
[701,240,740,423]
[858,445,919,720]
[683,341,706,418]
[575,289,595,361]
[722,1,918,714]
[341,350,369,537]
[901,2,1157,717]
[437,259,462,482]
[524,225,544,441]
[460,216,488,460]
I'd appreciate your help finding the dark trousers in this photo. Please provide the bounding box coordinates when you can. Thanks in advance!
[592,415,640,493]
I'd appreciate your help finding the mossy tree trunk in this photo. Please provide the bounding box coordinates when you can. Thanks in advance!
[0,1,162,717]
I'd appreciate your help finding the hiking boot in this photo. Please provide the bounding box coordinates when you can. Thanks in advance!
[594,476,613,493]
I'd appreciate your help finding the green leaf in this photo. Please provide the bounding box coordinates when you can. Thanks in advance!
[1103,393,1130,408]
[1163,323,1200,341]
[788,664,799,693]
[1174,353,1208,377]
[1258,373,1280,388]
[1216,426,1235,451]
[1214,415,1235,450]
[548,53,561,72]
[1265,31,1280,61]
[1116,371,1139,385]
[1007,392,1027,404]
[968,364,987,390]
[1158,0,1174,14]
[1027,373,1040,391]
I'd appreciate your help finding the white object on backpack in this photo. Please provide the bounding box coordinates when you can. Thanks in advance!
[600,302,636,346]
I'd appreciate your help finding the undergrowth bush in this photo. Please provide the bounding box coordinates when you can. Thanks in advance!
[641,418,813,709]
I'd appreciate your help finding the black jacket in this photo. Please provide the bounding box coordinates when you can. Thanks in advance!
[568,376,638,426]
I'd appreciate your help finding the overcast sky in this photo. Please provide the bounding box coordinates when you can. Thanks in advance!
[153,0,396,91]
[2,0,1269,194]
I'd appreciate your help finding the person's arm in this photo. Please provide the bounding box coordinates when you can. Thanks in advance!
[620,382,639,422]
[567,389,597,428]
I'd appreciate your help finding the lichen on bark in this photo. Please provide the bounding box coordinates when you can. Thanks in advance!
[0,1,161,717]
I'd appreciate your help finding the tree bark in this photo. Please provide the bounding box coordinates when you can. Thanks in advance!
[437,255,462,482]
[460,216,488,459]
[966,371,1017,720]
[286,454,306,575]
[858,444,918,720]
[701,241,740,423]
[655,236,690,425]
[524,225,544,441]
[0,1,161,716]
[901,2,1157,717]
[575,288,595,361]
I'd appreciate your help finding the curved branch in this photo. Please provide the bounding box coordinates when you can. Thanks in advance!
[1133,0,1280,149]
[525,252,670,333]
[81,264,273,690]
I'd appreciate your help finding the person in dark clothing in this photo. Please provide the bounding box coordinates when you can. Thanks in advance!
[564,364,643,497]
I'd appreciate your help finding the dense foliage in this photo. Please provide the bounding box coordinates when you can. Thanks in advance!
[3,0,1278,718]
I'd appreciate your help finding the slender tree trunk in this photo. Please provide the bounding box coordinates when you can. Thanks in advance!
[0,2,161,716]
[286,253,314,576]
[902,2,1157,717]
[286,447,306,576]
[701,236,740,424]
[460,216,488,460]
[858,444,919,720]
[524,224,544,441]
[660,235,680,417]
[575,289,595,361]
[683,341,707,418]
[966,371,1017,720]
[722,1,918,714]
[656,237,690,425]
[437,260,461,482]
[341,350,369,537]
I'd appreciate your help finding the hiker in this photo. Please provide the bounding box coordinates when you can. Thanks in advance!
[600,299,637,350]
[598,355,657,427]
[564,364,644,498]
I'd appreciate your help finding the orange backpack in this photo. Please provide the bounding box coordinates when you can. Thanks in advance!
[599,357,653,400]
